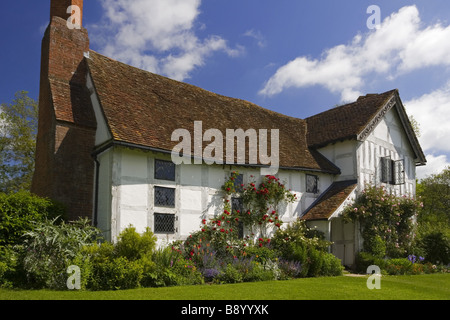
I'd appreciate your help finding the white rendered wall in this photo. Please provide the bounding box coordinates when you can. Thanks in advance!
[97,147,335,243]
[357,108,416,196]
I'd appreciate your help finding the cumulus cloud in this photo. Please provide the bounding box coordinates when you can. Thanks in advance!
[403,83,450,179]
[405,82,450,154]
[259,5,450,102]
[416,154,450,180]
[90,0,242,81]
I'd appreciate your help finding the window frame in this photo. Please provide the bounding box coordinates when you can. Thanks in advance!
[154,213,176,234]
[154,159,176,181]
[381,156,405,185]
[381,156,393,184]
[306,174,319,194]
[154,186,176,208]
[393,159,405,185]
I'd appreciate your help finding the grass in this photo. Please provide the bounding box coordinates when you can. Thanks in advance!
[0,273,449,300]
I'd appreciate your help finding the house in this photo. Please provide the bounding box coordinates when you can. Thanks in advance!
[32,0,426,266]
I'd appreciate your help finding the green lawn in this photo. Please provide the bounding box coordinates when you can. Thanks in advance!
[1,273,449,300]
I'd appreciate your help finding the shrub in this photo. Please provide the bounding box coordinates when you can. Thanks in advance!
[277,259,302,279]
[355,251,386,274]
[216,263,243,283]
[419,231,450,265]
[384,258,413,275]
[145,246,203,287]
[88,254,144,291]
[16,217,100,289]
[320,252,344,276]
[0,191,65,248]
[115,226,157,261]
[342,186,421,258]
[74,227,163,290]
[363,233,386,258]
[0,246,17,288]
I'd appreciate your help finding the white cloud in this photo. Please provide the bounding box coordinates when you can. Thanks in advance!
[405,82,450,153]
[416,154,450,180]
[403,83,450,180]
[243,29,267,48]
[259,5,450,102]
[91,0,242,81]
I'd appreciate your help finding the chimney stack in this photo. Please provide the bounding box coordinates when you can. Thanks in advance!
[32,0,96,222]
[50,0,84,27]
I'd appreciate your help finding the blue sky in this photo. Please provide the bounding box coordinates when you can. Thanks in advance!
[1,0,450,179]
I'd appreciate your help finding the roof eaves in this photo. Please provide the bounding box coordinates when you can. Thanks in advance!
[356,91,397,142]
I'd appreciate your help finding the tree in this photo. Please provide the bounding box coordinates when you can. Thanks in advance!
[408,115,421,138]
[0,91,38,193]
[416,166,450,232]
[416,167,450,264]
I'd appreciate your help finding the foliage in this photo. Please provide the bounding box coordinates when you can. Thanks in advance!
[114,226,157,261]
[145,246,203,288]
[0,191,65,248]
[240,173,296,236]
[384,258,414,275]
[342,185,421,258]
[74,227,156,291]
[354,251,387,274]
[15,217,101,289]
[0,246,17,288]
[0,91,38,193]
[416,166,450,230]
[215,171,297,240]
[418,231,450,265]
[415,167,450,267]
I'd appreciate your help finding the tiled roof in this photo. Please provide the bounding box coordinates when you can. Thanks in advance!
[301,180,358,221]
[86,50,340,173]
[305,91,397,148]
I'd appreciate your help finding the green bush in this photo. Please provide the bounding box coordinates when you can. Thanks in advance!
[355,251,386,274]
[115,226,157,261]
[419,231,450,265]
[0,246,17,288]
[384,258,413,275]
[75,241,145,291]
[147,246,203,287]
[363,233,386,258]
[73,227,159,290]
[15,217,101,289]
[0,191,65,248]
[216,263,243,283]
[89,255,144,291]
[320,252,344,276]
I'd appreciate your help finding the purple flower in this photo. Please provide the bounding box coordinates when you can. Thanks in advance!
[202,268,220,280]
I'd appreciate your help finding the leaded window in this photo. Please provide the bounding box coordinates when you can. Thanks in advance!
[233,174,244,192]
[155,159,176,181]
[381,157,392,184]
[154,213,176,234]
[381,157,405,185]
[154,186,175,207]
[393,159,405,185]
[306,174,318,193]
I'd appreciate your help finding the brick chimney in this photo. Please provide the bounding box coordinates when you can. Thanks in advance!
[32,0,97,222]
[50,0,84,26]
